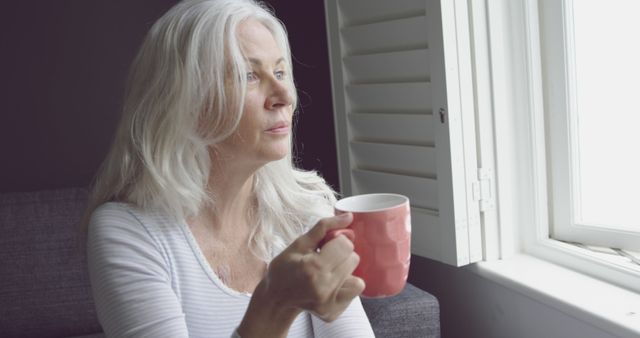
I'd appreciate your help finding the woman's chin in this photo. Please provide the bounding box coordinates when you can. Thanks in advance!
[268,149,288,162]
[256,147,289,164]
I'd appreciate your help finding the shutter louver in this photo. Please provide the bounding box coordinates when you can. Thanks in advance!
[326,0,482,266]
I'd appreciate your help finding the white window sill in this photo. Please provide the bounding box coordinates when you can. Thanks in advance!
[468,254,640,338]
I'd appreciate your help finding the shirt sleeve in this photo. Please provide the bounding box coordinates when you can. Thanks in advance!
[310,297,375,338]
[87,203,190,338]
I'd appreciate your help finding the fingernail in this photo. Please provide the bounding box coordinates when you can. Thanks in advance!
[337,212,352,220]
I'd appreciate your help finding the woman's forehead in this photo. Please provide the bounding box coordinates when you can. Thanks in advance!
[236,18,284,66]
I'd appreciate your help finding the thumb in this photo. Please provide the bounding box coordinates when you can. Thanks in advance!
[295,213,353,251]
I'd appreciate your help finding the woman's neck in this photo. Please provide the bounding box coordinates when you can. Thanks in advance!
[211,173,254,228]
[192,150,261,239]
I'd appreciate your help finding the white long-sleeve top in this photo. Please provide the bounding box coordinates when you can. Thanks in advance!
[87,202,375,338]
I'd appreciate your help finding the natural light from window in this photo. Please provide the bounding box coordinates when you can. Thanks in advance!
[570,0,640,231]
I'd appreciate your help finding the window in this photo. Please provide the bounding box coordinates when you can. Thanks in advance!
[541,0,640,251]
[485,0,640,293]
[325,0,640,293]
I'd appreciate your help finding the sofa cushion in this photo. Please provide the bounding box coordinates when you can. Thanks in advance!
[361,283,441,338]
[0,188,102,338]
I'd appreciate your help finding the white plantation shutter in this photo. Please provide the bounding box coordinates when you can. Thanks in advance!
[325,0,485,266]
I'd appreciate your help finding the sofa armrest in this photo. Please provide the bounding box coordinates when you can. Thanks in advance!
[360,283,440,338]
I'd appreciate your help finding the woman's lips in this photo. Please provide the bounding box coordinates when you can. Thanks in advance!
[265,124,290,134]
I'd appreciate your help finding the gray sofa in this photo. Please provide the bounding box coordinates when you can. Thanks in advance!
[0,188,440,338]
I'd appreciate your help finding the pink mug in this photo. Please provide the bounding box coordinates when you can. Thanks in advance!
[322,193,411,298]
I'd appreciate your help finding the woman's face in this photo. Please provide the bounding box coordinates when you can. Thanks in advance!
[217,18,294,168]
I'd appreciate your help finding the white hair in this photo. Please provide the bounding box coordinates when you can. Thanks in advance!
[84,0,336,261]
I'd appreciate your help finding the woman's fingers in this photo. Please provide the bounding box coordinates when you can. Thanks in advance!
[296,238,355,291]
[315,276,365,322]
[336,276,366,303]
[263,213,363,322]
[317,234,354,266]
[331,249,359,276]
[292,233,361,304]
[293,213,353,252]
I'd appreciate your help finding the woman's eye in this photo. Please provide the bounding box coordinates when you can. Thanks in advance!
[275,70,286,80]
[246,72,258,82]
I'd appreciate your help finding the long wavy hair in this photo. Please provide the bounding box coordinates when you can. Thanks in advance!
[83,0,336,261]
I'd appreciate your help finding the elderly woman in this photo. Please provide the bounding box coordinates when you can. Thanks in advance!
[83,0,375,337]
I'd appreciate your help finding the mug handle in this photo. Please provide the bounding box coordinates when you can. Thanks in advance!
[318,228,355,249]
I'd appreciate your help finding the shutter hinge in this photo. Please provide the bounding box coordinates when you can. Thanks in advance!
[472,167,495,212]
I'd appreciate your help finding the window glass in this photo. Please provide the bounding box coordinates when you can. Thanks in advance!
[570,0,640,230]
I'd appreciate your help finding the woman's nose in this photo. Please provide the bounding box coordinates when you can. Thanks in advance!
[265,78,293,110]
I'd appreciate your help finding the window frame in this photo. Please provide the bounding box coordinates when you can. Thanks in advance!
[484,0,640,293]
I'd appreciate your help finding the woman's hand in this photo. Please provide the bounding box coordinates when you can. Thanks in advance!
[237,213,365,338]
[266,212,364,320]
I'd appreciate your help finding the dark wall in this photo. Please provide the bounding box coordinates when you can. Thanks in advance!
[0,0,338,193]
[267,1,339,190]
